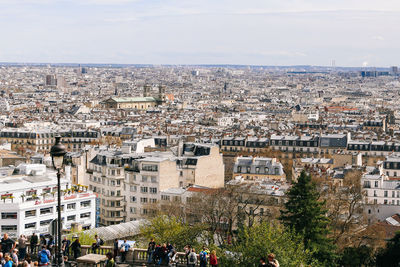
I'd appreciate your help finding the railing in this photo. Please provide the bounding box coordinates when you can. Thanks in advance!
[24,244,210,266]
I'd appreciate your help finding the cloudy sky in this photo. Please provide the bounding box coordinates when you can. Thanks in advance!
[0,0,399,66]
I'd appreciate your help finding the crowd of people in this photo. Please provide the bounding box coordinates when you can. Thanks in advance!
[1,233,278,266]
[0,233,83,267]
[145,240,218,267]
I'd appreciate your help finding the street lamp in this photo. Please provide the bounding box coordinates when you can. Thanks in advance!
[50,136,66,267]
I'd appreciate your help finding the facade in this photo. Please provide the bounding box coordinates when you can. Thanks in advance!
[233,156,286,181]
[0,129,55,154]
[102,97,158,110]
[0,164,96,238]
[362,172,400,206]
[87,143,224,226]
[59,129,100,152]
[383,155,400,180]
[269,135,319,153]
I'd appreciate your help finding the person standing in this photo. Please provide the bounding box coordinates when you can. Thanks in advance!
[267,253,279,267]
[30,233,38,255]
[70,238,81,260]
[199,246,208,267]
[61,236,70,257]
[91,235,102,254]
[11,249,19,266]
[38,245,50,266]
[147,238,155,264]
[188,248,197,267]
[209,250,218,267]
[184,245,191,266]
[3,255,12,267]
[39,236,46,251]
[0,234,16,254]
[0,252,6,266]
[120,240,130,263]
[259,257,267,267]
[18,235,27,260]
[113,239,119,262]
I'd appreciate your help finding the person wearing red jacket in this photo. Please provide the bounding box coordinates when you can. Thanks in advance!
[210,250,218,267]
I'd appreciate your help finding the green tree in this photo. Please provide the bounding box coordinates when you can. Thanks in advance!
[220,222,316,267]
[279,171,336,265]
[139,215,207,251]
[339,245,374,267]
[375,231,400,267]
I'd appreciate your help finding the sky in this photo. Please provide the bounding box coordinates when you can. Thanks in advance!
[0,0,399,66]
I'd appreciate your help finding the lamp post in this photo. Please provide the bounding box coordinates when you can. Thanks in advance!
[50,136,66,267]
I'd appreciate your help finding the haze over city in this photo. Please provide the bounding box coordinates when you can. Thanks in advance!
[0,0,399,66]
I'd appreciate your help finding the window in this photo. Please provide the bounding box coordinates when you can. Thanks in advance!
[25,222,36,229]
[40,207,53,215]
[237,166,242,173]
[130,196,137,203]
[1,212,17,219]
[67,203,76,210]
[384,191,388,197]
[25,210,36,218]
[42,188,51,194]
[150,188,157,194]
[80,212,91,219]
[140,187,148,193]
[150,198,157,203]
[141,176,148,182]
[1,225,17,231]
[142,164,158,172]
[375,181,378,187]
[140,197,148,203]
[161,195,170,201]
[67,215,76,221]
[80,200,91,208]
[26,190,37,196]
[130,186,137,192]
[40,219,52,226]
[151,176,157,183]
[130,207,136,214]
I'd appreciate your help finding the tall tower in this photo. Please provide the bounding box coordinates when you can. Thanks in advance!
[158,85,165,101]
[143,85,151,97]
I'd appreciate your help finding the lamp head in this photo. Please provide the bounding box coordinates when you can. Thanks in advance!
[50,136,66,169]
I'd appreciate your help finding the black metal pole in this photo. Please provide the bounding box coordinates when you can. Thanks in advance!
[57,169,63,266]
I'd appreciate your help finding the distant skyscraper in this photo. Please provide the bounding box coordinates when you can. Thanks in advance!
[45,74,57,86]
[391,66,398,75]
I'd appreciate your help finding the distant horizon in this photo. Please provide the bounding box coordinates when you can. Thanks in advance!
[0,61,396,69]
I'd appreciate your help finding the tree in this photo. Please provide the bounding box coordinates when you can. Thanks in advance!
[375,231,400,267]
[339,245,374,267]
[279,171,336,265]
[139,215,207,251]
[220,222,316,267]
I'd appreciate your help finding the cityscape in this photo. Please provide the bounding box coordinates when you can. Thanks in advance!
[0,1,400,267]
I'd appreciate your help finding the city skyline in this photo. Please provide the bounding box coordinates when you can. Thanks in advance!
[0,0,399,67]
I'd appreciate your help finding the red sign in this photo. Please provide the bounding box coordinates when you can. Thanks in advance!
[79,193,90,198]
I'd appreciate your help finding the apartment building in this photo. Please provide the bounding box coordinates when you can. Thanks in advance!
[0,129,55,154]
[0,164,96,238]
[59,129,101,152]
[87,143,225,225]
[383,155,400,180]
[233,156,286,181]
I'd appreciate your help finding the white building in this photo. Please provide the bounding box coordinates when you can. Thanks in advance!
[0,164,96,238]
